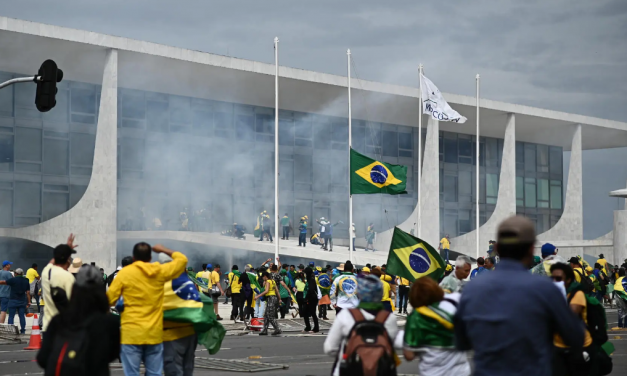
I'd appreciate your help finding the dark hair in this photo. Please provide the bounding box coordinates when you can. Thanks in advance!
[304,267,314,280]
[619,268,626,277]
[409,277,444,308]
[371,267,382,277]
[99,268,104,272]
[282,264,288,270]
[594,263,602,269]
[214,264,221,269]
[61,282,109,327]
[132,242,152,262]
[477,257,485,266]
[290,265,295,268]
[366,264,371,268]
[296,272,305,281]
[32,263,38,268]
[550,263,575,282]
[232,265,238,271]
[271,265,278,272]
[485,257,495,265]
[496,235,534,261]
[344,261,354,272]
[53,245,74,265]
[262,272,271,279]
[202,263,207,270]
[121,256,133,267]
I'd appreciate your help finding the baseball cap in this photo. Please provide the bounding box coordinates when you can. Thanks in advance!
[53,244,77,263]
[2,260,12,267]
[568,257,581,265]
[361,266,371,272]
[541,243,557,257]
[14,268,24,275]
[206,264,212,269]
[497,215,536,245]
[298,264,305,269]
[309,261,315,266]
[585,266,593,272]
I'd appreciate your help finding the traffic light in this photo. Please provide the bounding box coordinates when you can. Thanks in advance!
[34,59,63,112]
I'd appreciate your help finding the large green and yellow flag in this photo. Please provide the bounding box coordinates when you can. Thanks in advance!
[164,272,226,355]
[386,227,445,282]
[350,148,407,195]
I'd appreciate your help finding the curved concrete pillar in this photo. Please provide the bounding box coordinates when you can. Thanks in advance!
[0,49,118,271]
[374,117,440,253]
[452,113,517,258]
[613,178,627,266]
[538,124,583,242]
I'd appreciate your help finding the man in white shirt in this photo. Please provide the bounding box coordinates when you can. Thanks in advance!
[439,256,472,294]
[41,234,78,331]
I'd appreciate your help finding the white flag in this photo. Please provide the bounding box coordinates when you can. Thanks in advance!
[420,74,467,123]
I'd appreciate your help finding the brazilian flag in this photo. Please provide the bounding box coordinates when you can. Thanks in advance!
[166,272,226,354]
[386,227,445,282]
[350,149,407,195]
[254,215,262,238]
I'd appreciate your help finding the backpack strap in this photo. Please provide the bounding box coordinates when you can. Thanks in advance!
[349,308,365,323]
[443,297,459,307]
[373,310,390,325]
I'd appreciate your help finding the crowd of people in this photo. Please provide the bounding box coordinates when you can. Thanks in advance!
[1,213,626,376]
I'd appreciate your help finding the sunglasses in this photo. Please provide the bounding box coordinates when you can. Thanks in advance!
[551,276,563,282]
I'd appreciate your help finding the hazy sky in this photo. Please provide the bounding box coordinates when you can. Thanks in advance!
[2,0,626,237]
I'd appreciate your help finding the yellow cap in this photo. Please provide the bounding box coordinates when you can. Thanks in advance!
[362,267,370,272]
[586,266,593,272]
[446,264,453,272]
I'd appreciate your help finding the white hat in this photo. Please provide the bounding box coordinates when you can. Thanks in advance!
[14,268,24,275]
[68,258,83,273]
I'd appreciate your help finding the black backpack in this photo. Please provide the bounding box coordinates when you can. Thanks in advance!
[567,290,608,345]
[574,269,594,294]
[339,310,397,376]
[44,318,93,376]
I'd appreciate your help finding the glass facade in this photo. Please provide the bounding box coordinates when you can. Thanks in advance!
[0,68,563,239]
[0,71,98,228]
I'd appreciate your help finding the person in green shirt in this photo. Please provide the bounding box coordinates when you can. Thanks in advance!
[279,270,292,318]
[281,213,290,240]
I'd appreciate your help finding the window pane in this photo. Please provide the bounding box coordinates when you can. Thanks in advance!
[332,120,348,143]
[486,173,498,204]
[146,101,169,132]
[71,88,96,114]
[458,170,472,203]
[444,138,457,163]
[443,174,457,202]
[236,114,255,141]
[192,111,212,136]
[382,131,398,157]
[524,144,536,172]
[15,127,42,162]
[279,119,294,146]
[550,147,563,175]
[43,191,68,221]
[15,182,41,217]
[0,134,13,172]
[486,138,498,167]
[314,120,331,150]
[551,180,562,209]
[255,114,273,134]
[516,176,524,206]
[0,189,12,226]
[525,178,536,208]
[169,96,191,124]
[122,92,145,119]
[537,179,549,201]
[43,138,69,175]
[214,111,232,129]
[398,133,412,150]
[295,118,312,139]
[121,138,144,170]
[537,145,549,172]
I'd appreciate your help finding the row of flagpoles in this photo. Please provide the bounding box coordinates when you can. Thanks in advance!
[272,38,481,265]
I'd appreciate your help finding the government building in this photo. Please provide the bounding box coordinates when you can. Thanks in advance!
[0,17,626,271]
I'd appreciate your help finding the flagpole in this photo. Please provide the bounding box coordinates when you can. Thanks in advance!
[475,74,480,260]
[274,37,280,264]
[417,64,423,238]
[347,49,353,264]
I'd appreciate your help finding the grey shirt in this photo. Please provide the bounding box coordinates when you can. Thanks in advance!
[0,270,12,298]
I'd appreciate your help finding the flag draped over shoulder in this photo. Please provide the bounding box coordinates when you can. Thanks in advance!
[350,149,407,195]
[386,227,445,282]
[163,272,226,355]
[317,274,332,296]
[420,74,467,124]
[247,272,264,294]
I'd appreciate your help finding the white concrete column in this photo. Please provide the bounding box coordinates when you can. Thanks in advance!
[613,178,627,266]
[0,49,118,271]
[538,124,583,242]
[419,117,440,249]
[451,113,517,256]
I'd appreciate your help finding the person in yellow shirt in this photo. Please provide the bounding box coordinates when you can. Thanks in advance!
[596,254,608,275]
[371,267,393,312]
[26,264,40,310]
[439,235,451,262]
[397,276,410,315]
[255,272,282,336]
[550,263,594,374]
[200,264,224,321]
[38,287,44,330]
[107,243,187,376]
[228,265,244,322]
[568,257,584,283]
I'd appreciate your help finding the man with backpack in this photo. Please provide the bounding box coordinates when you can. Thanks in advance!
[323,275,398,376]
[550,262,609,376]
[569,257,595,294]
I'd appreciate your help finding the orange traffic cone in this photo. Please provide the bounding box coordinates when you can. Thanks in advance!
[24,314,42,350]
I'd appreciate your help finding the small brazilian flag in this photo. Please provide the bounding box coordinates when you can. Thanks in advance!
[386,227,445,282]
[350,148,407,195]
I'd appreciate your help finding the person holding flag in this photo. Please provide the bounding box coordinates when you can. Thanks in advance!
[316,268,331,320]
